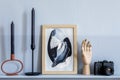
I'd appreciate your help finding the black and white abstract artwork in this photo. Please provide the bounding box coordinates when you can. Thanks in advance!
[45,28,73,71]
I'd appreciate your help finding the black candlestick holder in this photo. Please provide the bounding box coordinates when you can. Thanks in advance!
[25,8,40,76]
[25,49,40,76]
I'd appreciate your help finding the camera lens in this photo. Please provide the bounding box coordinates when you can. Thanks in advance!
[102,66,113,76]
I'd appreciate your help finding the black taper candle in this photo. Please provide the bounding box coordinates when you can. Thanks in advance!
[11,22,14,54]
[31,8,35,50]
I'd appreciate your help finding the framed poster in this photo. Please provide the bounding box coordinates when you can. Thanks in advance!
[42,25,77,74]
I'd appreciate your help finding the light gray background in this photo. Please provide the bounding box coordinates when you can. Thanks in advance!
[0,0,120,80]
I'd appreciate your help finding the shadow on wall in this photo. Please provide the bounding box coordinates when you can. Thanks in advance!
[0,27,6,62]
[37,25,42,73]
[22,11,28,73]
[78,42,83,74]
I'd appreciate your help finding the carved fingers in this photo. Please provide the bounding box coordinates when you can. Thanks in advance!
[82,39,92,54]
[82,39,92,73]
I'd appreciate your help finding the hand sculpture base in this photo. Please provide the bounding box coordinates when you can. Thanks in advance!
[83,65,90,75]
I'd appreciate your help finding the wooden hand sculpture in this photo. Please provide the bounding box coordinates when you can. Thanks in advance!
[82,39,92,75]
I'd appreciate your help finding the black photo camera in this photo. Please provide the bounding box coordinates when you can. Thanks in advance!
[94,60,114,76]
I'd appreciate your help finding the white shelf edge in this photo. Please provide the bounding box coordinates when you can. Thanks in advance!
[0,74,119,79]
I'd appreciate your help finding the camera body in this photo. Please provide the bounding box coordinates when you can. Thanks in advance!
[94,60,114,76]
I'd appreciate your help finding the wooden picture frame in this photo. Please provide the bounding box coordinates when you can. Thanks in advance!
[42,25,77,74]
